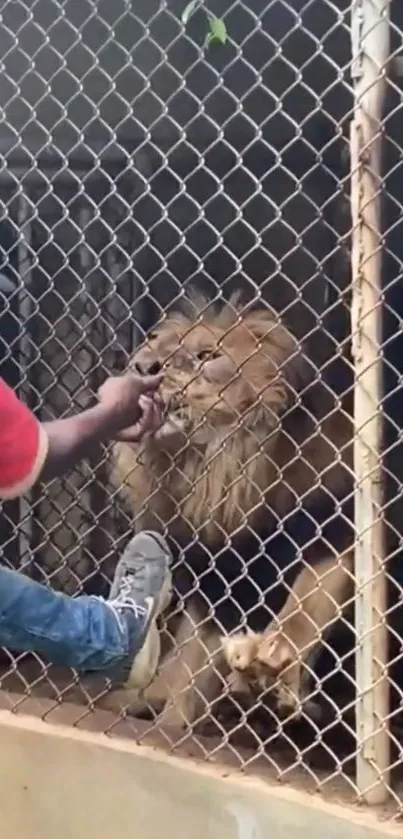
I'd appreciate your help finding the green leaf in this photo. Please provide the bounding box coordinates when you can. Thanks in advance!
[182,0,201,26]
[208,16,227,45]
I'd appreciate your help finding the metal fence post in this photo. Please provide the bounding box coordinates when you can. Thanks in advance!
[350,0,391,806]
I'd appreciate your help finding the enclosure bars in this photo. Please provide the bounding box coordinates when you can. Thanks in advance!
[350,0,391,806]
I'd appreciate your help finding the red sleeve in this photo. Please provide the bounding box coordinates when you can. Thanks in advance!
[0,377,49,499]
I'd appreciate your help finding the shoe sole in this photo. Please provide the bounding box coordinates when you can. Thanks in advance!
[119,531,173,691]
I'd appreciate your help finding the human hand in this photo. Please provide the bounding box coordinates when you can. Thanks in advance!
[97,372,163,436]
[115,394,164,442]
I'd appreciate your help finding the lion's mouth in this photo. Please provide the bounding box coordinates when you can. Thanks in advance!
[155,394,190,439]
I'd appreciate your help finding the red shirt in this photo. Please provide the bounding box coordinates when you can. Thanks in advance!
[0,377,48,499]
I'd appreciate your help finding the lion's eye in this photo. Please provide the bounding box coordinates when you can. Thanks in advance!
[147,331,158,342]
[197,349,220,362]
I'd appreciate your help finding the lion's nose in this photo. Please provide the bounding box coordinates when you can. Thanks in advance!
[134,359,162,376]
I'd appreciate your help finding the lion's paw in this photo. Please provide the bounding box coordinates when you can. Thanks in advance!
[255,631,297,675]
[221,630,261,673]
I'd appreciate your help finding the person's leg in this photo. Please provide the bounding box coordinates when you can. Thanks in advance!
[0,532,172,688]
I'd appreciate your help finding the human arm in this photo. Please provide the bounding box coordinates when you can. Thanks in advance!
[41,402,134,481]
[0,373,162,498]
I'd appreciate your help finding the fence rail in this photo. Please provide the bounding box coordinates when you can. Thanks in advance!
[1,0,403,821]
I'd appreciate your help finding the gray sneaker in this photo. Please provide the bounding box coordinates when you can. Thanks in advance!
[107,531,172,691]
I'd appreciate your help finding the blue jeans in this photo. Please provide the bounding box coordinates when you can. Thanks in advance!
[0,565,133,673]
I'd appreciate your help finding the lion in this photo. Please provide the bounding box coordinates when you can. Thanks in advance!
[109,294,354,728]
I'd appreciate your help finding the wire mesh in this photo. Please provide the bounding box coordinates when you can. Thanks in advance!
[0,0,403,821]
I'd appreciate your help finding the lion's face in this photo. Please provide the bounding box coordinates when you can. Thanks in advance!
[113,297,313,541]
[131,302,300,448]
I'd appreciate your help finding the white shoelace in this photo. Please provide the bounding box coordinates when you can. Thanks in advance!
[106,576,150,634]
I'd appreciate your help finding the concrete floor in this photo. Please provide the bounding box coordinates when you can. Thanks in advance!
[0,710,401,839]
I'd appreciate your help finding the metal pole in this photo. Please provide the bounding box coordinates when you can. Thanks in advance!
[350,0,391,806]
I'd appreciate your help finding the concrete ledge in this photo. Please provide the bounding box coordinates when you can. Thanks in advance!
[0,710,400,839]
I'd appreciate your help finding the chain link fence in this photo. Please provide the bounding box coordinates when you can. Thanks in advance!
[1,0,403,820]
